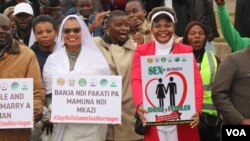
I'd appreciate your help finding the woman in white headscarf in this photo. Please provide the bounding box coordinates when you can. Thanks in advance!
[43,14,110,141]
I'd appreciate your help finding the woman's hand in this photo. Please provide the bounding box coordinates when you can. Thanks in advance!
[190,112,199,128]
[137,104,148,126]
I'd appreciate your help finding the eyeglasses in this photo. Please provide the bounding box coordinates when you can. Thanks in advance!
[63,27,81,34]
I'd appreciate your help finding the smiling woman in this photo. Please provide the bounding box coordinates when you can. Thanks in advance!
[131,6,204,141]
[63,18,82,53]
[43,15,110,141]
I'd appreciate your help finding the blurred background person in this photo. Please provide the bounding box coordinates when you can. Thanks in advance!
[60,0,77,16]
[12,2,34,46]
[125,0,151,44]
[0,0,27,13]
[182,21,221,141]
[77,0,105,37]
[3,6,16,31]
[30,15,57,141]
[38,0,65,29]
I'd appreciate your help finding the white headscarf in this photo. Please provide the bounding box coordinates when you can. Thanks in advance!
[42,14,110,141]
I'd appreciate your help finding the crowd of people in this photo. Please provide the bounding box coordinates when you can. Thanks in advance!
[0,0,250,141]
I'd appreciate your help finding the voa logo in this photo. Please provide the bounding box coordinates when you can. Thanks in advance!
[226,129,246,136]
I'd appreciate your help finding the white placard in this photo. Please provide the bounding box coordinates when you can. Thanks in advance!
[0,78,33,129]
[141,53,196,125]
[51,74,122,124]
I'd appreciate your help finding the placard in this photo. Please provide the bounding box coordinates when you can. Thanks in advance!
[51,74,122,124]
[0,78,33,129]
[141,53,196,125]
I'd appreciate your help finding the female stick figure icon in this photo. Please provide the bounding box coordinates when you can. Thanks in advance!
[155,78,167,107]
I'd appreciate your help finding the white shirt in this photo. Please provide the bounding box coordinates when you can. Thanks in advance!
[155,35,178,141]
[155,36,174,55]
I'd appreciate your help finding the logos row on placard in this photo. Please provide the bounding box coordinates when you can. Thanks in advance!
[56,78,118,87]
[0,82,29,91]
[147,56,187,64]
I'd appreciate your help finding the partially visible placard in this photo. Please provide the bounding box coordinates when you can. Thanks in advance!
[0,78,33,129]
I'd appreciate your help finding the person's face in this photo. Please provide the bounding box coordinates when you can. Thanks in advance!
[125,1,146,29]
[14,13,33,30]
[187,25,206,51]
[151,17,175,44]
[77,0,93,18]
[34,22,56,50]
[0,15,12,48]
[63,19,81,49]
[107,15,129,45]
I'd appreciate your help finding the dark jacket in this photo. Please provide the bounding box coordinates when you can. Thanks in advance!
[30,41,52,73]
[212,46,250,124]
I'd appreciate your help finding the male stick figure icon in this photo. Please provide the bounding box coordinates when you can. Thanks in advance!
[155,78,167,107]
[166,77,177,106]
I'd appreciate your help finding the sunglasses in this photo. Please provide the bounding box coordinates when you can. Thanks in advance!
[63,27,81,34]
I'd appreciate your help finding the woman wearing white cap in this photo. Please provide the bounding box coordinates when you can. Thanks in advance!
[42,15,110,141]
[131,6,203,141]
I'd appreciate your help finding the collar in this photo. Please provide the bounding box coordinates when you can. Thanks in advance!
[102,32,113,44]
[30,41,52,54]
[0,39,21,60]
[155,35,174,49]
[193,48,205,63]
[101,33,135,50]
[66,47,81,56]
[82,15,94,21]
[5,39,20,54]
[12,29,31,44]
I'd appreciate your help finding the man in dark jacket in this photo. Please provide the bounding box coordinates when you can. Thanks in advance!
[212,46,250,125]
